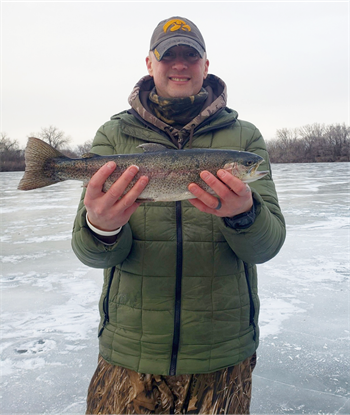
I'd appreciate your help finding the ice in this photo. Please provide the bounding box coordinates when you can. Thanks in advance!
[253,163,350,414]
[1,164,349,414]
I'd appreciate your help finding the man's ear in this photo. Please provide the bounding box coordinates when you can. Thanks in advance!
[146,55,153,77]
[203,59,209,79]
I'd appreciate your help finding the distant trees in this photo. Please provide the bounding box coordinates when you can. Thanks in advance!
[0,132,20,152]
[30,125,71,149]
[0,127,93,172]
[0,132,25,171]
[74,139,93,157]
[266,123,350,163]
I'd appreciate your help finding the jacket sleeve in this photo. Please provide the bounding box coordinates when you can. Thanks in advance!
[71,123,133,269]
[218,126,286,264]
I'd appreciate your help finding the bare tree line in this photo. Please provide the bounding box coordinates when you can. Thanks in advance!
[0,126,93,172]
[1,123,349,172]
[266,123,350,163]
[0,133,25,171]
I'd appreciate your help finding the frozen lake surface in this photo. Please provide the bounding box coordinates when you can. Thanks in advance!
[1,163,349,415]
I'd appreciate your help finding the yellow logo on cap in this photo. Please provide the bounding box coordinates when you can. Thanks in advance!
[163,19,191,33]
[154,49,161,60]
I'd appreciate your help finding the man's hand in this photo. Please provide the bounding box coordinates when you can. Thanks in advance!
[188,169,253,217]
[84,162,149,232]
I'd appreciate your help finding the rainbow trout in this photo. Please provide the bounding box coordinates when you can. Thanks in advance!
[18,137,268,201]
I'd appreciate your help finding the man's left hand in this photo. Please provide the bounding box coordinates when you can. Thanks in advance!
[188,169,253,217]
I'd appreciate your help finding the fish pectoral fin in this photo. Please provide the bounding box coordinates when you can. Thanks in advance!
[223,162,235,174]
[137,143,169,153]
[82,152,101,159]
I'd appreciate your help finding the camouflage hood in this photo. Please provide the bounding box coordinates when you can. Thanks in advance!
[128,74,228,147]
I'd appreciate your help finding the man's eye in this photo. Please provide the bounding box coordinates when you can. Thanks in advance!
[185,52,200,61]
[163,52,174,60]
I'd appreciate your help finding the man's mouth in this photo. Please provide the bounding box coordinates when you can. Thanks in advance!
[169,77,190,82]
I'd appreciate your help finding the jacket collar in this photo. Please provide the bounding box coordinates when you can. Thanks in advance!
[127,74,229,144]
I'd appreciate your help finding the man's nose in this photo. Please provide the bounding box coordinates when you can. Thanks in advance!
[172,55,188,70]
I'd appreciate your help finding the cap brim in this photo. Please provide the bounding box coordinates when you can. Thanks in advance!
[152,36,205,61]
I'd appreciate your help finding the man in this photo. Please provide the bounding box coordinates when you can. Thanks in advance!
[72,16,286,414]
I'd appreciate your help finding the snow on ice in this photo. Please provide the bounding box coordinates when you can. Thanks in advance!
[1,163,349,414]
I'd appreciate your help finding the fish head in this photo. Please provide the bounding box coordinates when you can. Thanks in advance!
[223,152,269,183]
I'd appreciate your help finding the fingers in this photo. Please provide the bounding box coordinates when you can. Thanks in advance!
[187,196,217,214]
[87,161,117,198]
[188,182,220,211]
[217,169,249,195]
[188,170,253,217]
[84,163,149,232]
[104,165,142,207]
[188,170,232,209]
[114,174,149,209]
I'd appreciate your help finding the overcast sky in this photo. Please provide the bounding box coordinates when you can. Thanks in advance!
[1,1,349,148]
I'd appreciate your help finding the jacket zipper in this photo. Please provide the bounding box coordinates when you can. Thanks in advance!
[169,201,183,375]
[243,262,257,341]
[98,266,115,337]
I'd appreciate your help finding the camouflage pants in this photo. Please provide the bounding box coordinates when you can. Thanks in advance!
[86,353,256,414]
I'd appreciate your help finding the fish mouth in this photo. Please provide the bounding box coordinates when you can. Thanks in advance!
[222,160,268,183]
[247,162,269,181]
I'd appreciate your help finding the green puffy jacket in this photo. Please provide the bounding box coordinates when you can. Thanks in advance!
[72,75,286,375]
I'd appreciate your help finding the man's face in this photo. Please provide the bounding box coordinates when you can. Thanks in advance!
[146,45,209,98]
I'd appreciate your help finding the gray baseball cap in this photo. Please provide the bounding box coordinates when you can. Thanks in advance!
[150,17,206,61]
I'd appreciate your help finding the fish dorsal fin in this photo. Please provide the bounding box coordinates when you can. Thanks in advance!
[137,143,169,153]
[82,152,101,159]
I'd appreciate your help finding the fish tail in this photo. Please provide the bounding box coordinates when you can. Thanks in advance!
[17,137,68,190]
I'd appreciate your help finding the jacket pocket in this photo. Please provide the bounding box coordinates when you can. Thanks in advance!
[98,266,115,337]
[243,262,256,341]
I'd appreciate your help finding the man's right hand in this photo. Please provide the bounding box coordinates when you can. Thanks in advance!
[84,162,149,233]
